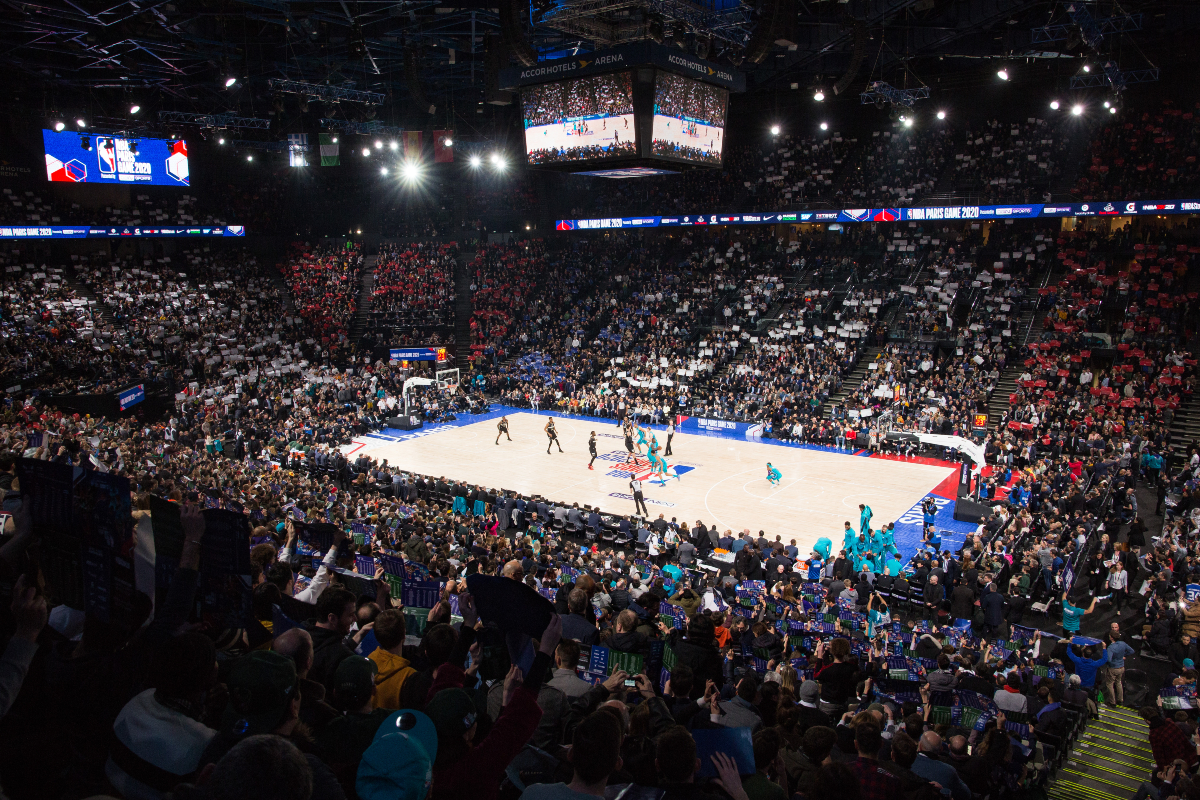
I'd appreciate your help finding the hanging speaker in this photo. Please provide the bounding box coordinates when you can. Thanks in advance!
[833,21,867,95]
[405,48,436,114]
[744,0,782,64]
[500,0,537,67]
[485,34,512,106]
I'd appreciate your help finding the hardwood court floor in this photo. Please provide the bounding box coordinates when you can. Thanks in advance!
[349,412,956,554]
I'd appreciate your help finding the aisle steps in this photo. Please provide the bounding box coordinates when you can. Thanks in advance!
[1048,706,1153,800]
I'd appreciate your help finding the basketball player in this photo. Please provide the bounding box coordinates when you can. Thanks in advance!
[588,431,598,470]
[622,421,641,467]
[766,463,782,485]
[495,415,511,446]
[545,416,563,454]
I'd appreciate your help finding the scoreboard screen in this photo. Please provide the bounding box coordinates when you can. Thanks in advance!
[650,72,727,165]
[43,130,189,186]
[522,72,637,165]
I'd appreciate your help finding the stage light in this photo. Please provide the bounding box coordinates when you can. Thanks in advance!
[246,154,253,161]
[374,141,383,150]
[331,136,338,143]
[1050,100,1060,110]
[1082,64,1091,73]
[76,119,86,128]
[225,77,237,87]
[1103,100,1110,108]
[356,229,362,234]
[1109,106,1117,114]
[813,90,824,102]
[469,155,482,168]
[402,161,422,181]
[937,110,946,120]
[389,141,398,151]
[997,69,1009,81]
[819,122,828,131]
[490,152,506,169]
[218,137,225,145]
[903,116,914,127]
[53,121,65,132]
[443,137,453,147]
[362,148,371,157]
[770,124,781,136]
[1071,104,1084,116]
[380,167,388,175]
[129,104,140,115]
[525,224,531,230]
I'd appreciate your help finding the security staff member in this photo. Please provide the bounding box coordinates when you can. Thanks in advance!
[630,477,648,516]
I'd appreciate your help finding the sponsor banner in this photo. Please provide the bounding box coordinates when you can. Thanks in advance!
[555,199,1200,230]
[500,41,745,92]
[118,384,145,411]
[0,225,245,239]
[676,416,755,436]
[389,347,448,363]
[44,130,188,186]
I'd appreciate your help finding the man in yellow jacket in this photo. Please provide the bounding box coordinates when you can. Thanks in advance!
[367,608,417,709]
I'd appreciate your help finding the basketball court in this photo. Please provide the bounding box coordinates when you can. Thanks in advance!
[345,410,961,558]
[651,115,722,158]
[525,114,636,152]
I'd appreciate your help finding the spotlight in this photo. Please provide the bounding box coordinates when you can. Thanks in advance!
[443,137,453,147]
[402,161,422,181]
[53,121,65,132]
[490,152,506,169]
[1109,106,1117,114]
[218,137,225,145]
[1071,104,1084,116]
[362,148,371,157]
[770,124,781,136]
[525,224,531,230]
[247,154,253,161]
[225,77,237,87]
[903,116,913,128]
[997,69,1009,81]
[1103,100,1110,108]
[356,229,362,235]
[1082,64,1091,73]
[129,104,140,115]
[80,136,91,151]
[813,90,825,102]
[380,167,389,175]
[331,136,338,143]
[374,140,382,149]
[1050,100,1060,110]
[936,110,946,120]
[819,122,828,131]
[389,141,398,151]
[469,155,482,168]
[76,119,86,128]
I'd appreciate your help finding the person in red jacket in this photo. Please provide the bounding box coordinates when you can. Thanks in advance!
[1144,700,1200,770]
[425,612,562,800]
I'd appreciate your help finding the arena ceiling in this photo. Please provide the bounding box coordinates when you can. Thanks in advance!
[0,0,1196,136]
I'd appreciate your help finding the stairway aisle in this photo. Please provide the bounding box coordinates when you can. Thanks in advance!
[454,251,475,370]
[348,254,377,344]
[1049,706,1153,800]
[822,345,881,420]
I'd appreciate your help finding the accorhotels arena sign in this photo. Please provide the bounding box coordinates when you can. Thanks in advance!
[501,42,746,91]
[666,53,735,84]
[516,52,627,81]
[554,198,1200,230]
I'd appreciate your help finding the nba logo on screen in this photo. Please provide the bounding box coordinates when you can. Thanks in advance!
[98,139,116,176]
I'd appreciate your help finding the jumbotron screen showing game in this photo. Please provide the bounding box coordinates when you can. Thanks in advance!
[522,72,637,165]
[651,72,727,165]
[43,130,189,185]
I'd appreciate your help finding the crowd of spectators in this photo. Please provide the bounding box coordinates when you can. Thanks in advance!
[522,73,635,127]
[952,119,1070,205]
[1073,100,1200,202]
[745,133,854,211]
[279,242,363,353]
[370,241,456,332]
[839,124,954,207]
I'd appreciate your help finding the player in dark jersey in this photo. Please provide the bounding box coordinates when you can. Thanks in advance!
[622,420,640,467]
[545,416,563,454]
[588,431,598,470]
[496,415,511,445]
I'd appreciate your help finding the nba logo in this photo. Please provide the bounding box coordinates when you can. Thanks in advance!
[98,138,116,176]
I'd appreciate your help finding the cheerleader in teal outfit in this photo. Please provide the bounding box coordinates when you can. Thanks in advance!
[766,463,782,485]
